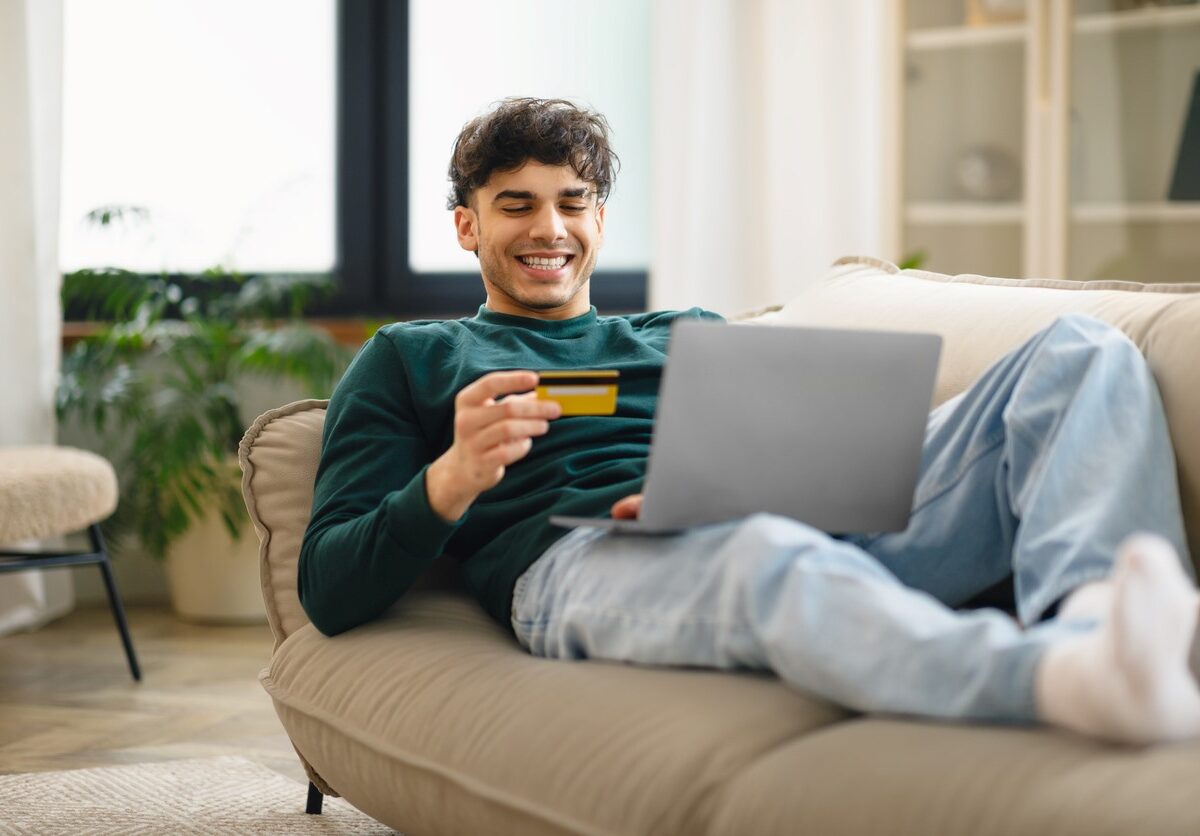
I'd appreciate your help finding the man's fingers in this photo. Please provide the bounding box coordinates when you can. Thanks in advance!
[449,371,562,490]
[456,370,538,409]
[471,419,550,453]
[456,394,560,437]
[611,494,643,520]
[482,437,535,468]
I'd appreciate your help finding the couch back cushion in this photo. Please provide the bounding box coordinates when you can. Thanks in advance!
[752,256,1200,569]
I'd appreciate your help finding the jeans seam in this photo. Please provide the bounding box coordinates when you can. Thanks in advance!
[1002,324,1107,513]
[1012,640,1046,722]
[1005,415,1062,517]
[910,428,1006,518]
[520,604,737,633]
[851,429,1006,551]
[1021,566,1113,626]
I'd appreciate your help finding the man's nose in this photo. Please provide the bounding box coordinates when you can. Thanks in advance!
[528,205,567,242]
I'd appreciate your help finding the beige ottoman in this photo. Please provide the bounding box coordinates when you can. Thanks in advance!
[0,446,139,681]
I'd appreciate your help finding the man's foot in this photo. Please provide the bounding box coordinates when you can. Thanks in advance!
[1055,579,1113,622]
[1035,534,1200,744]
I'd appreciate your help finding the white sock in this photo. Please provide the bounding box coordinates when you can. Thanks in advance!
[1056,579,1113,622]
[1035,533,1200,744]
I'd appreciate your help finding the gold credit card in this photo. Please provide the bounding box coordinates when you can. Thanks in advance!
[536,370,620,416]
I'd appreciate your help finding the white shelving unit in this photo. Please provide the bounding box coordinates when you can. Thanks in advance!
[893,0,1200,282]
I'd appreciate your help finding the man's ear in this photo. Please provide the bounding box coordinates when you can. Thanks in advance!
[595,202,606,245]
[454,204,479,253]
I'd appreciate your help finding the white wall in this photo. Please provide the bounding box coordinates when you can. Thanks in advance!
[650,0,888,315]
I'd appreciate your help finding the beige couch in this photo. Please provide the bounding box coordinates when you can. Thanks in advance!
[239,256,1200,835]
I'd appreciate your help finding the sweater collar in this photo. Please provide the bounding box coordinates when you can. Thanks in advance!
[474,305,598,337]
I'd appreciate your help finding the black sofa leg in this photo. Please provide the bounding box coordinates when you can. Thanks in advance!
[306,781,324,814]
[91,524,141,682]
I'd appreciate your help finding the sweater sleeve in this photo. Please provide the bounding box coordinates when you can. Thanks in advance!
[298,331,461,636]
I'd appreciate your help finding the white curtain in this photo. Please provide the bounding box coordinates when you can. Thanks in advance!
[650,0,887,315]
[0,0,73,634]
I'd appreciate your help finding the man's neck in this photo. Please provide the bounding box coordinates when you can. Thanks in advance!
[483,298,591,321]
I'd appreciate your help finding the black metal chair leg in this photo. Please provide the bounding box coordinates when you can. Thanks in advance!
[90,524,142,682]
[306,781,324,814]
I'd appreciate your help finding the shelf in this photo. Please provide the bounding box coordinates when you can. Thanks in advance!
[907,5,1200,52]
[1072,202,1200,222]
[907,23,1024,51]
[907,202,1023,224]
[907,201,1200,225]
[1075,5,1200,36]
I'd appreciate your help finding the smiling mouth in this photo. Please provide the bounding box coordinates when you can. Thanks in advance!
[516,254,573,272]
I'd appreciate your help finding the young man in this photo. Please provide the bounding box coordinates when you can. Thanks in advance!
[301,97,1200,745]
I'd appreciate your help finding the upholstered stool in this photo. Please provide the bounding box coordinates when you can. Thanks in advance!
[0,446,140,680]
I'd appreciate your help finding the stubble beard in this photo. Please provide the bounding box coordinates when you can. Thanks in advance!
[478,244,596,312]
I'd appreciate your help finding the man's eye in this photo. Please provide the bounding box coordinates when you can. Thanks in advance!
[561,204,587,213]
[502,206,530,214]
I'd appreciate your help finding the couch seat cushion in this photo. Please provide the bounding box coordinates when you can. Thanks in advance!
[262,591,845,836]
[706,718,1200,836]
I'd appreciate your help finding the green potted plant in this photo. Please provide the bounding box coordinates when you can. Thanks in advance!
[58,255,352,621]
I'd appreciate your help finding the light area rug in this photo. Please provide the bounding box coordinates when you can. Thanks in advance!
[0,755,399,835]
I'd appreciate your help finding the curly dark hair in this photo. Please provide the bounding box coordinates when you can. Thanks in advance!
[446,97,619,210]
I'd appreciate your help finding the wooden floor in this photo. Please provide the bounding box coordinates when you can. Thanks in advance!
[0,605,305,784]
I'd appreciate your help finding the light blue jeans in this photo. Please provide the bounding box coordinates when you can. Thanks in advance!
[511,314,1191,723]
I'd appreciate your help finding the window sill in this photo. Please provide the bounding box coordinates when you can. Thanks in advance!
[60,318,416,348]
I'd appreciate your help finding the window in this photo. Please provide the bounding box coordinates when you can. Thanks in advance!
[339,0,649,316]
[60,0,335,275]
[59,0,648,317]
[407,0,651,275]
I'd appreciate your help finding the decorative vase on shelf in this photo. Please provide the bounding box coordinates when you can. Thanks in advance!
[966,0,1025,26]
[954,146,1021,200]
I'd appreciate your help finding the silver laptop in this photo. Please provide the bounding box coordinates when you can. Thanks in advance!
[549,320,942,535]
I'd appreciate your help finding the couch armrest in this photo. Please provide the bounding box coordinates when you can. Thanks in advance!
[239,399,329,647]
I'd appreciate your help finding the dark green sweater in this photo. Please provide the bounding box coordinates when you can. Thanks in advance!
[299,304,723,635]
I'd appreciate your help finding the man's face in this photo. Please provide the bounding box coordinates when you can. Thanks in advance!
[454,161,606,320]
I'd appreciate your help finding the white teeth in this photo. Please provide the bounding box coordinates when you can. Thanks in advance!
[519,255,568,269]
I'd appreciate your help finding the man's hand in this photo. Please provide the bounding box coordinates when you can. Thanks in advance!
[612,494,643,520]
[426,371,561,522]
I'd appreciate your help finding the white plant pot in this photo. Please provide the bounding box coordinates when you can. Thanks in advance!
[164,508,265,624]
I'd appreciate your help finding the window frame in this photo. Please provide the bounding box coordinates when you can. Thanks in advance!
[334,0,647,318]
